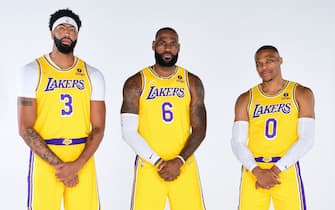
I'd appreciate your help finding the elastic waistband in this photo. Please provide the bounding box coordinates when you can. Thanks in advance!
[45,137,87,146]
[255,156,281,163]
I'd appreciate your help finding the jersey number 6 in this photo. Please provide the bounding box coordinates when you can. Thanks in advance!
[162,102,173,123]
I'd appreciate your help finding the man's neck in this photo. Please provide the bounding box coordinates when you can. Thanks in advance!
[152,64,177,78]
[260,77,286,96]
[49,49,75,69]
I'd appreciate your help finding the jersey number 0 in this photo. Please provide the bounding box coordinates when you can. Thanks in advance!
[265,118,277,140]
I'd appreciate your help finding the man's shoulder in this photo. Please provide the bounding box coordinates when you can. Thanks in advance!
[250,83,261,90]
[237,90,250,103]
[139,66,151,72]
[287,80,313,95]
[128,66,149,80]
[177,65,191,74]
[22,60,39,72]
[82,61,103,77]
[295,83,314,99]
[180,67,200,82]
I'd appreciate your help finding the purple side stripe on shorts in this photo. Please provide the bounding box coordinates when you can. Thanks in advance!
[296,162,307,210]
[27,150,34,209]
[130,155,139,210]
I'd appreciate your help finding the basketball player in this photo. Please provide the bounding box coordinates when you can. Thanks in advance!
[121,27,207,210]
[17,9,105,210]
[231,45,315,210]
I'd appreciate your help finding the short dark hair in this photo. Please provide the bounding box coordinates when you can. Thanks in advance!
[255,45,280,56]
[49,8,82,31]
[155,27,178,39]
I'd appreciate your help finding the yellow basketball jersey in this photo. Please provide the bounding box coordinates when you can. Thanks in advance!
[138,66,191,160]
[34,55,91,139]
[248,81,299,157]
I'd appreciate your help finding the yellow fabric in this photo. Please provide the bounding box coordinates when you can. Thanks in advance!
[29,147,100,210]
[132,156,205,210]
[138,66,191,160]
[239,163,306,210]
[34,55,91,139]
[133,66,205,210]
[238,81,306,210]
[248,81,299,157]
[28,56,100,210]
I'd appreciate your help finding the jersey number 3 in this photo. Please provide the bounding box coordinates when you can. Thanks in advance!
[60,94,73,116]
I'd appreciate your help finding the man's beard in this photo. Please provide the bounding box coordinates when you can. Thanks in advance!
[154,51,178,67]
[54,36,77,54]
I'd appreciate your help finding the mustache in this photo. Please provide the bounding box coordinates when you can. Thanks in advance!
[162,52,174,56]
[54,36,77,54]
[60,37,74,43]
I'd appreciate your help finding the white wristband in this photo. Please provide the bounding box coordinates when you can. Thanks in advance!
[176,155,186,165]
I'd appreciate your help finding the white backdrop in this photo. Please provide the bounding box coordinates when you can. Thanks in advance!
[1,0,334,209]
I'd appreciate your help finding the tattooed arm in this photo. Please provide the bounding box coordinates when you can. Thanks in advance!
[158,72,207,181]
[17,97,62,166]
[55,100,106,183]
[120,73,163,165]
[55,100,105,183]
[179,72,207,160]
[121,72,142,114]
[54,66,106,183]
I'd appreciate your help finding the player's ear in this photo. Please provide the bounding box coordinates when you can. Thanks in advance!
[50,31,55,40]
[152,41,155,51]
[279,57,283,64]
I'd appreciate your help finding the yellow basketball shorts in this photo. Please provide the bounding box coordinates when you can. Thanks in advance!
[27,143,101,210]
[238,162,306,210]
[131,155,206,210]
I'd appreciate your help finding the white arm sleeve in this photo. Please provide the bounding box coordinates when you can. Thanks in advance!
[275,118,315,171]
[121,113,161,165]
[87,64,105,101]
[231,121,258,171]
[17,61,39,98]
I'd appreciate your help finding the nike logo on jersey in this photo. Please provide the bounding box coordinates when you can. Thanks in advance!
[146,86,185,100]
[44,77,85,91]
[252,103,291,118]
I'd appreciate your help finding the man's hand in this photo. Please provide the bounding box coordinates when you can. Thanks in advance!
[270,165,281,176]
[252,166,281,189]
[157,158,184,182]
[54,161,84,187]
[62,175,79,188]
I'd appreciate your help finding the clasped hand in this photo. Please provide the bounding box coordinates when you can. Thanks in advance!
[54,161,82,187]
[252,166,281,190]
[157,158,184,182]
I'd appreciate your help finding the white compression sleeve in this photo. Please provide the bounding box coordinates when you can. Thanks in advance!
[121,113,161,165]
[231,121,258,171]
[275,118,315,171]
[17,61,38,98]
[86,64,105,101]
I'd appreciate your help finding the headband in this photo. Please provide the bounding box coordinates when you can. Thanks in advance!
[52,16,78,32]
